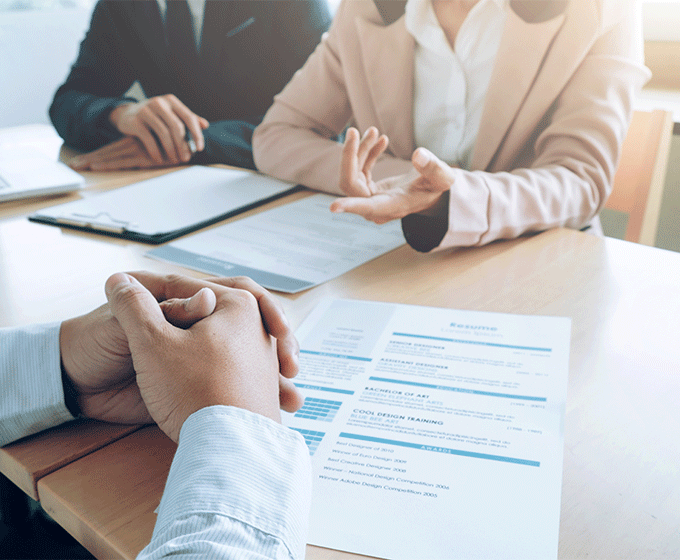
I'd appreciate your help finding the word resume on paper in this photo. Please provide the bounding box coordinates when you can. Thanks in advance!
[285,299,571,560]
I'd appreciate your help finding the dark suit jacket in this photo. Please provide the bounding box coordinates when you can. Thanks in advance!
[49,0,331,168]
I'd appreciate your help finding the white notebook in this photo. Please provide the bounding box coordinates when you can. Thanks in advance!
[0,156,84,202]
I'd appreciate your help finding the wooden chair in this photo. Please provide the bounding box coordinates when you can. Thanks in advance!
[604,109,674,245]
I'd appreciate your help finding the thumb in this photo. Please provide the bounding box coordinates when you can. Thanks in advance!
[105,273,168,344]
[279,375,304,413]
[411,148,454,191]
[159,287,217,329]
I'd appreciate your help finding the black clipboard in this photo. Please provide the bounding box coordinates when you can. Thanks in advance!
[28,166,299,244]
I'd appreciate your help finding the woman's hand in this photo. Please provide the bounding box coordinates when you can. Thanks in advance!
[332,128,455,223]
[338,126,389,197]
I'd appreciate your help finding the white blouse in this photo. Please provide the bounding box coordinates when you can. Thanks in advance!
[405,0,508,170]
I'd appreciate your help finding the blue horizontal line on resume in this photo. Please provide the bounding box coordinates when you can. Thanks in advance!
[300,350,372,362]
[294,383,354,395]
[339,432,540,467]
[392,332,551,352]
[369,376,547,402]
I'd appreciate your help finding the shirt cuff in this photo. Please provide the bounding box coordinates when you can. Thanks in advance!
[402,170,492,251]
[153,406,312,559]
[401,191,451,252]
[0,323,75,447]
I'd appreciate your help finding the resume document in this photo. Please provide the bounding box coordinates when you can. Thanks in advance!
[148,194,405,292]
[285,299,571,560]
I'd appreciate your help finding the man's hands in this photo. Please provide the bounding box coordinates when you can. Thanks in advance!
[110,95,208,164]
[69,137,160,171]
[80,94,209,170]
[330,127,456,223]
[70,95,209,171]
[60,272,302,438]
[60,283,216,424]
[105,273,286,442]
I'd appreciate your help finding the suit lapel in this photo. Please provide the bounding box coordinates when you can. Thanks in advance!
[490,1,599,171]
[472,4,566,171]
[356,14,415,160]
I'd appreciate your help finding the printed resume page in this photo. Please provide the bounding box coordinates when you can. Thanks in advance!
[284,299,571,560]
[147,194,405,293]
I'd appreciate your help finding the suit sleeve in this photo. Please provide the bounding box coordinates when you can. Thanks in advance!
[49,0,137,151]
[191,120,258,169]
[404,3,651,251]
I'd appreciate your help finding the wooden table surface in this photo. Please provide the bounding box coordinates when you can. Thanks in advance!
[1,125,679,559]
[0,421,140,501]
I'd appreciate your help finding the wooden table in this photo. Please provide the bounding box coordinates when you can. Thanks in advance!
[1,125,679,559]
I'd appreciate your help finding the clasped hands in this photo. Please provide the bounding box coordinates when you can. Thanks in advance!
[70,94,209,171]
[330,127,455,223]
[60,271,301,443]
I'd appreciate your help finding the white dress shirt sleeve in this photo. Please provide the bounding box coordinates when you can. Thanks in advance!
[0,325,312,557]
[0,323,75,447]
[137,405,312,560]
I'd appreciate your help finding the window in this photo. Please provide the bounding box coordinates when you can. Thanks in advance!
[644,0,680,41]
[0,0,93,10]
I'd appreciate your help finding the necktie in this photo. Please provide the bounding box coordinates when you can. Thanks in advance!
[165,0,199,79]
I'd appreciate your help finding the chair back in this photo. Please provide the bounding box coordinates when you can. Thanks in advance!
[605,109,673,245]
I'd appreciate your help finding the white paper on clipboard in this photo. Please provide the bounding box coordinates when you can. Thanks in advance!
[28,166,297,243]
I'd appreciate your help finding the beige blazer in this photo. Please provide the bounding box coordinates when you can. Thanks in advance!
[253,0,650,250]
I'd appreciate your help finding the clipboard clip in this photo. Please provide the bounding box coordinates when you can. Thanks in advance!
[55,212,135,234]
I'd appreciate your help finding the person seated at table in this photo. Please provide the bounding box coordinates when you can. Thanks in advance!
[50,0,331,172]
[253,0,650,252]
[1,272,311,559]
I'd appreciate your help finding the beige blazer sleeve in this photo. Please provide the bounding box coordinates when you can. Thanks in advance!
[253,0,650,251]
[253,0,415,195]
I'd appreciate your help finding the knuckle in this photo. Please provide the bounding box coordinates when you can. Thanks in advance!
[233,276,258,291]
[171,119,184,134]
[235,287,258,307]
[110,282,144,312]
[229,288,259,314]
[159,297,181,314]
[163,273,185,296]
[111,281,137,302]
[157,127,171,141]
